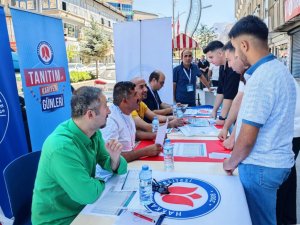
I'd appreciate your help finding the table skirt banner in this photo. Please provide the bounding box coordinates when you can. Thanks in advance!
[134,140,231,162]
[80,171,251,225]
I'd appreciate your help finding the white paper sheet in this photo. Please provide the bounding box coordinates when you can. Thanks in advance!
[173,143,207,157]
[208,152,231,159]
[179,125,218,137]
[155,120,168,146]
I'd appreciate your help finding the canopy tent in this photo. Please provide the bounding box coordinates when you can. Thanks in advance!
[172,33,199,50]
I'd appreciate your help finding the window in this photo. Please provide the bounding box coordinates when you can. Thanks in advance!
[108,21,111,27]
[64,23,75,38]
[27,0,36,9]
[101,18,104,25]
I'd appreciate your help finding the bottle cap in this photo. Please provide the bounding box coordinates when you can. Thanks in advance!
[164,139,170,144]
[142,165,149,170]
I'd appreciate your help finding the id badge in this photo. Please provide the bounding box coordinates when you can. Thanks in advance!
[186,84,194,92]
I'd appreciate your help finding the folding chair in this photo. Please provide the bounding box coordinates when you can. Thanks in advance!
[3,151,41,225]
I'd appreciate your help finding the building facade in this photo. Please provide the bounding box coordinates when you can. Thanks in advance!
[1,0,126,63]
[103,0,133,20]
[133,10,158,20]
[234,0,300,77]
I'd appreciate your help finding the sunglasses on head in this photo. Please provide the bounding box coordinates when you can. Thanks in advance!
[152,179,172,194]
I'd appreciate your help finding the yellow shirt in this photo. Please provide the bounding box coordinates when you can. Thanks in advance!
[131,101,148,119]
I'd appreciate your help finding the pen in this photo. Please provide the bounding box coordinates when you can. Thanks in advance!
[133,212,155,223]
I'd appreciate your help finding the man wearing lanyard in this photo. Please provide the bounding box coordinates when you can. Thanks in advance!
[101,81,161,162]
[173,49,211,106]
[143,70,172,116]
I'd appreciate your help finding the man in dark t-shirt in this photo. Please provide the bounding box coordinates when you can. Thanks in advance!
[143,70,172,116]
[204,41,240,125]
[198,55,210,89]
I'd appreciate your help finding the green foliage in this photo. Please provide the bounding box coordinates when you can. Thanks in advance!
[80,17,112,77]
[194,24,217,49]
[80,17,112,64]
[66,45,78,62]
[69,71,91,83]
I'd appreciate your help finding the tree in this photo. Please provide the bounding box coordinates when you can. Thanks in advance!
[80,18,112,78]
[66,44,78,63]
[194,24,217,50]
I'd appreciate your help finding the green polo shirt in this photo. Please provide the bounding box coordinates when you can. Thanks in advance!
[31,119,127,225]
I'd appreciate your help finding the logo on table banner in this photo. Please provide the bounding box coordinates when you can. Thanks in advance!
[37,41,53,65]
[0,92,9,144]
[146,177,221,219]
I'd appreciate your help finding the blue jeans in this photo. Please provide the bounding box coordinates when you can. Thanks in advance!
[238,164,290,225]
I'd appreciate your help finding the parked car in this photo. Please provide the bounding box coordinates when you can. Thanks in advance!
[87,62,106,77]
[68,63,88,72]
[11,48,20,72]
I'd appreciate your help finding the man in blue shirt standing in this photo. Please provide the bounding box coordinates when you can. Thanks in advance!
[173,49,211,106]
[223,15,296,225]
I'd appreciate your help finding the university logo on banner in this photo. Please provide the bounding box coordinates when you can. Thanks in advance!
[0,6,28,217]
[11,8,71,151]
[147,177,221,219]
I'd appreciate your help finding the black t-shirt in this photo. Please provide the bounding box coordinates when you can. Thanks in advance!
[217,63,240,100]
[198,60,210,70]
[143,86,162,111]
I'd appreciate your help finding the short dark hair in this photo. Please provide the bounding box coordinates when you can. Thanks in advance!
[223,41,235,52]
[149,70,160,83]
[113,81,136,106]
[71,86,102,118]
[228,15,268,41]
[203,41,224,54]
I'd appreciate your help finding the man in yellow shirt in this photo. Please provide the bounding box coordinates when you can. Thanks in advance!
[131,77,184,134]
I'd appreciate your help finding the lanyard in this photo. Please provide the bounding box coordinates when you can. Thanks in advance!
[148,87,160,109]
[116,106,135,150]
[183,67,192,84]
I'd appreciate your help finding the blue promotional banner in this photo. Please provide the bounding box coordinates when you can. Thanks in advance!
[0,6,29,217]
[11,8,71,151]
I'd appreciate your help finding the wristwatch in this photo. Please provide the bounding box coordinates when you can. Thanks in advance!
[218,115,226,121]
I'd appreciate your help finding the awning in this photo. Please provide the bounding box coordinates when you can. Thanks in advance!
[172,33,199,50]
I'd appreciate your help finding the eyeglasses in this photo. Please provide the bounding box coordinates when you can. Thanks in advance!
[152,179,172,194]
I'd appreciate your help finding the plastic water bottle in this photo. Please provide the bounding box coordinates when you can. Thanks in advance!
[139,165,153,205]
[163,139,174,171]
[152,116,159,132]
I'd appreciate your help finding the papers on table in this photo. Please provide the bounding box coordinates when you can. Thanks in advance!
[173,143,207,157]
[114,170,139,191]
[81,186,136,216]
[209,152,231,159]
[179,125,218,137]
[188,118,210,127]
[158,143,207,157]
[155,120,168,146]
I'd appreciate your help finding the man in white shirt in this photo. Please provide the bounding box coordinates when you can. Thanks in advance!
[208,63,220,87]
[224,15,296,225]
[101,81,161,162]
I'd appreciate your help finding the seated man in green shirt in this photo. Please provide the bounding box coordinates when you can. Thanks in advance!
[31,86,127,225]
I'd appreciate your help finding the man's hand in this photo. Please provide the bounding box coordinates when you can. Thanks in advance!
[215,119,225,126]
[168,118,184,128]
[144,144,162,157]
[106,139,123,171]
[211,110,217,119]
[223,136,235,150]
[218,128,228,141]
[223,158,236,175]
